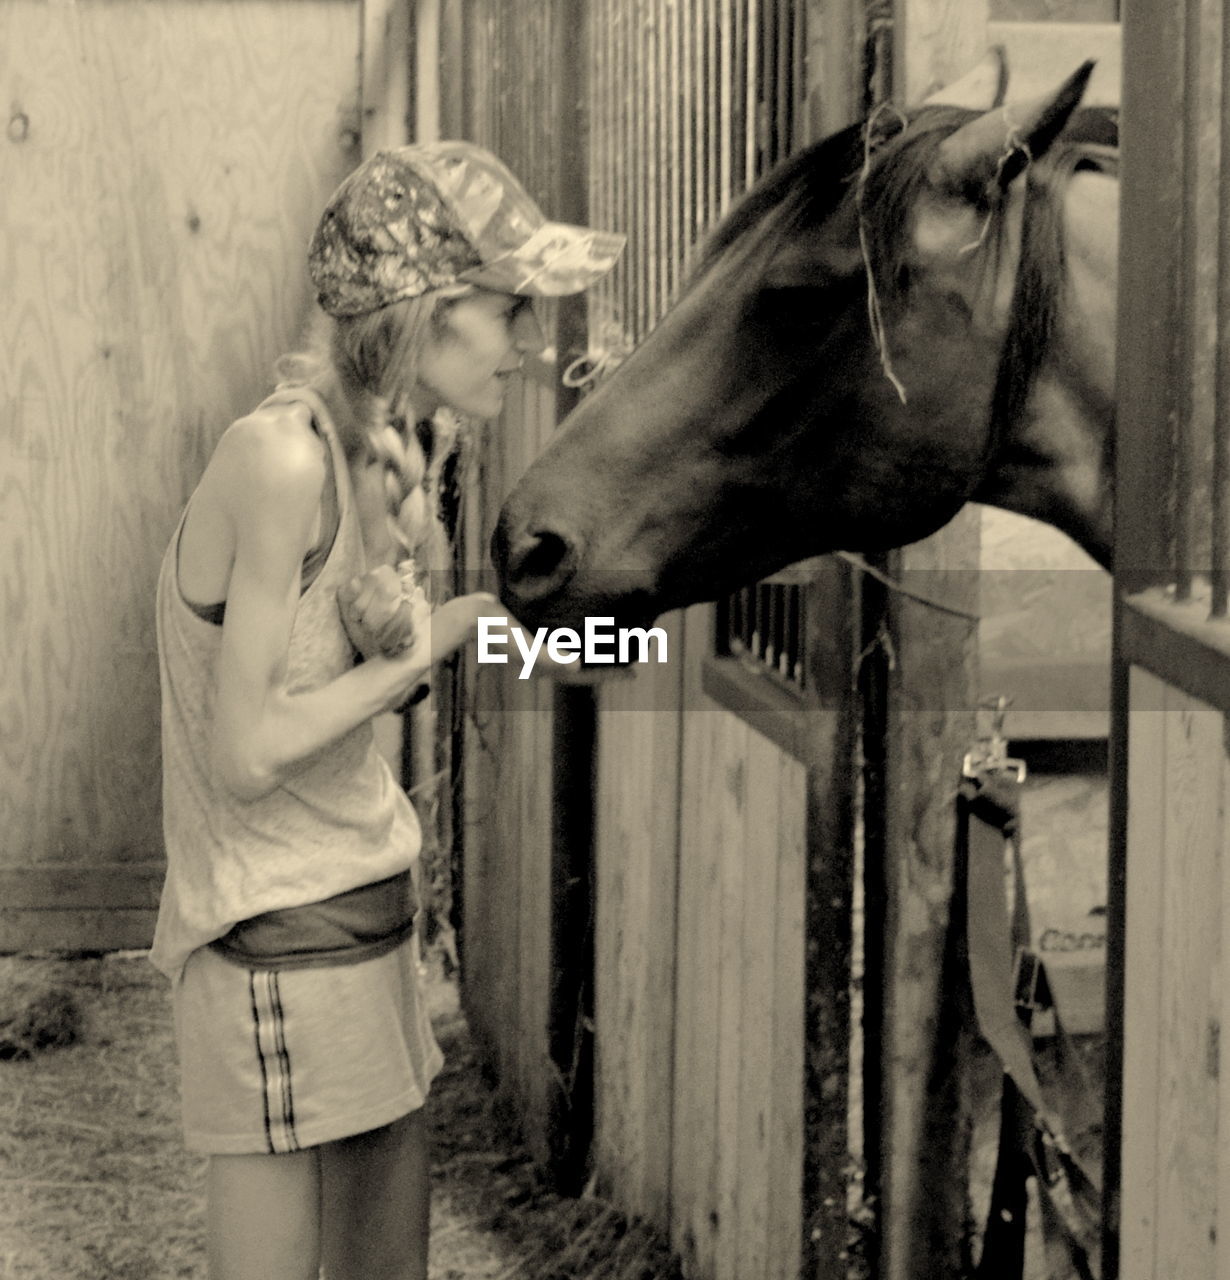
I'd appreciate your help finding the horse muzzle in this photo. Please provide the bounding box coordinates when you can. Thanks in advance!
[491,511,583,627]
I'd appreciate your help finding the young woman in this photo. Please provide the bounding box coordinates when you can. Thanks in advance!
[152,141,622,1280]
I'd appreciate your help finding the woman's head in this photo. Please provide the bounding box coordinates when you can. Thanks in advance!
[302,142,622,563]
[308,140,622,423]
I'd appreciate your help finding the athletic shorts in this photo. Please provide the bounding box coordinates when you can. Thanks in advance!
[173,936,444,1155]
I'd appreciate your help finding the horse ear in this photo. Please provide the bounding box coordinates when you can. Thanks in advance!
[921,46,1008,111]
[929,59,1096,199]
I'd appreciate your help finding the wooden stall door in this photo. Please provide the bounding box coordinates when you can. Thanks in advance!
[1112,1,1230,1276]
[581,7,861,1279]
[0,0,364,949]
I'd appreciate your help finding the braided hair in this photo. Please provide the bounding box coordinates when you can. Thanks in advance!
[279,291,467,592]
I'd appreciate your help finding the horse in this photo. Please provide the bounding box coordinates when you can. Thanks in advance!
[492,57,1118,633]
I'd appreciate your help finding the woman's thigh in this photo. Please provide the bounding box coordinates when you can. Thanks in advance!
[206,1149,321,1280]
[320,1108,431,1280]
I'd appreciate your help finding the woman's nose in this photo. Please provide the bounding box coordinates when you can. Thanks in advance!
[512,307,546,354]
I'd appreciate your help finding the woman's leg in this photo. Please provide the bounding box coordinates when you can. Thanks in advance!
[206,1149,322,1280]
[319,1108,431,1280]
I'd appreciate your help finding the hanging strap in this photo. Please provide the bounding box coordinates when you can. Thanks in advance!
[961,770,1102,1280]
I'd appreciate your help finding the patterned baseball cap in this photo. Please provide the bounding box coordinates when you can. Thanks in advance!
[308,141,625,317]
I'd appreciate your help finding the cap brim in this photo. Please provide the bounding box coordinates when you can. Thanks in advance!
[459,222,626,296]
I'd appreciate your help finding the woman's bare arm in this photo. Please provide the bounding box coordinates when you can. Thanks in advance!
[203,409,486,801]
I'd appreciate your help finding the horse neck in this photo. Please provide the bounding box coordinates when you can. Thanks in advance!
[976,165,1118,568]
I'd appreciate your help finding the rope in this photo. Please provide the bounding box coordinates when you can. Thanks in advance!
[856,102,911,404]
[835,550,981,621]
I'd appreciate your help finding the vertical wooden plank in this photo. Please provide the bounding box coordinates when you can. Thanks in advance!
[592,632,684,1221]
[713,718,749,1280]
[1154,686,1221,1280]
[1220,741,1230,1280]
[734,731,785,1280]
[804,0,863,140]
[1119,667,1166,1280]
[671,617,723,1275]
[362,0,411,151]
[414,0,441,141]
[768,752,807,1280]
[893,0,986,102]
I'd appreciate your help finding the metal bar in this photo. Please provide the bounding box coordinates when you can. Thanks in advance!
[648,0,663,325]
[634,0,648,339]
[707,0,719,229]
[1115,0,1186,594]
[621,1,634,337]
[733,0,748,193]
[681,0,695,269]
[778,0,798,160]
[719,0,733,209]
[1213,0,1230,614]
[667,0,682,300]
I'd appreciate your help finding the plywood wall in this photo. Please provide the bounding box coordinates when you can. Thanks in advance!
[0,0,361,947]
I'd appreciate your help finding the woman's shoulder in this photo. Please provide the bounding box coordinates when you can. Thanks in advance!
[210,400,328,503]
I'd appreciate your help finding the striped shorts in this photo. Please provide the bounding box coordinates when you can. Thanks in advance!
[172,936,443,1155]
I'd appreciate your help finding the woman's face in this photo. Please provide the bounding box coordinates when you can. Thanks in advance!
[415,288,545,420]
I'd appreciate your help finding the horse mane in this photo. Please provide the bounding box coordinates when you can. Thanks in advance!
[695,101,1118,451]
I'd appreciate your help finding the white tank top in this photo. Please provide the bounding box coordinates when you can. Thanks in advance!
[150,386,420,982]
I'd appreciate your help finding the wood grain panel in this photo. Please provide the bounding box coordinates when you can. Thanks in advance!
[593,617,685,1222]
[712,708,750,1280]
[768,750,807,1280]
[733,731,784,1280]
[1154,687,1220,1279]
[0,2,360,941]
[671,605,727,1275]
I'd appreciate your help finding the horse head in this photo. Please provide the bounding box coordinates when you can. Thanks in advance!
[495,60,1117,632]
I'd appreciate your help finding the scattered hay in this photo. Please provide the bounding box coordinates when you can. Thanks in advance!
[0,983,83,1060]
[0,951,686,1280]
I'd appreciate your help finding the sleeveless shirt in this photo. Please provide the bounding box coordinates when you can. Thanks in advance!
[151,386,421,982]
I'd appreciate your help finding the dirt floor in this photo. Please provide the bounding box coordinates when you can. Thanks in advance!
[0,951,680,1280]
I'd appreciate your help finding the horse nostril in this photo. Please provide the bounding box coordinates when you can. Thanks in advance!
[497,524,580,604]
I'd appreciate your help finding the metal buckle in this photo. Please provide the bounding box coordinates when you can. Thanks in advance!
[962,695,1028,782]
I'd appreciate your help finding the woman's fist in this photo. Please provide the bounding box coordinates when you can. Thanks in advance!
[338,562,425,660]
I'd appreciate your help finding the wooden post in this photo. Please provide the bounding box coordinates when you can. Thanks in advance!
[794,7,868,1275]
[414,0,441,142]
[361,0,412,153]
[871,3,986,1277]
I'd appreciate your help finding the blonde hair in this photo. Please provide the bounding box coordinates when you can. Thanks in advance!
[277,289,470,578]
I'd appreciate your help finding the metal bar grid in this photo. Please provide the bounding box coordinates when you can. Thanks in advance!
[579,1,812,694]
[1121,0,1230,641]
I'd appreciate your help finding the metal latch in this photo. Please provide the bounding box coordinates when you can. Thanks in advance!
[962,695,1028,782]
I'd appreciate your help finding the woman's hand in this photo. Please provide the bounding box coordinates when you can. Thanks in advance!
[377,592,500,712]
[338,564,423,659]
